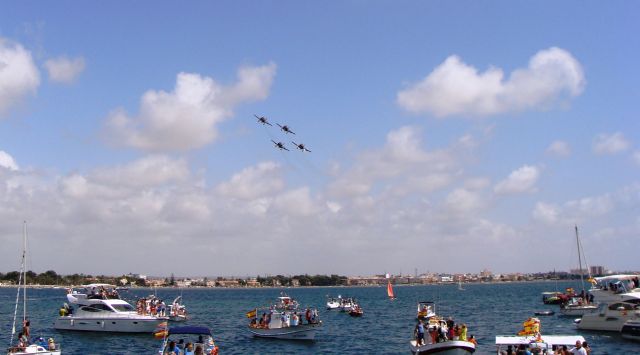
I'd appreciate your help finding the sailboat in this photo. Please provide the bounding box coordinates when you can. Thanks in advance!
[458,279,465,291]
[7,222,61,355]
[387,280,396,300]
[560,225,597,316]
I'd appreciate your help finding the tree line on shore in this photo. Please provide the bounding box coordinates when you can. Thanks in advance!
[0,270,349,287]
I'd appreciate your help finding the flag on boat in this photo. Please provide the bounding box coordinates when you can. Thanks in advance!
[153,321,168,339]
[246,308,257,318]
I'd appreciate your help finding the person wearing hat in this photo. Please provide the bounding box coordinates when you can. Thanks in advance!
[36,337,47,347]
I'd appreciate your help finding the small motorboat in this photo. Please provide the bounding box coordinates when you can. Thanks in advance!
[349,305,363,317]
[155,325,219,355]
[534,310,555,316]
[621,319,640,342]
[326,296,341,310]
[410,340,476,354]
[247,295,322,340]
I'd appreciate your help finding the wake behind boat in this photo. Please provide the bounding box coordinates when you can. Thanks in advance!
[54,284,165,333]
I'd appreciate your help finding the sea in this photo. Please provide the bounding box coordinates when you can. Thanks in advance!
[1,281,639,354]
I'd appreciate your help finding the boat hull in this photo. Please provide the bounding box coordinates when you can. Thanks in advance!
[8,344,61,355]
[248,323,320,340]
[410,340,476,354]
[622,320,640,342]
[559,306,597,316]
[54,316,163,332]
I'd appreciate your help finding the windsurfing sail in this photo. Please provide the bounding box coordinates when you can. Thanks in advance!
[387,281,395,299]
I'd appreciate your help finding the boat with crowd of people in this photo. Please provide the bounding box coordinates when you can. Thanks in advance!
[54,284,165,333]
[246,294,322,340]
[409,315,476,354]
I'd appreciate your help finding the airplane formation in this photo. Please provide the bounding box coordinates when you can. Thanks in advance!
[255,114,311,152]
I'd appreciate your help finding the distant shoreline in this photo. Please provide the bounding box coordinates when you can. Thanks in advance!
[0,279,580,290]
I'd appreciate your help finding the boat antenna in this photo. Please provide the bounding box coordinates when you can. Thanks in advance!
[575,225,586,298]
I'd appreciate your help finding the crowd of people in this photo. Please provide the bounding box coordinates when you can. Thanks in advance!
[500,339,591,355]
[413,316,476,347]
[249,308,320,329]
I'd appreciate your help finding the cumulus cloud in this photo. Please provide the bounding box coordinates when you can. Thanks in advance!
[397,47,585,117]
[546,140,571,157]
[494,165,540,194]
[0,151,19,171]
[593,132,631,155]
[44,56,86,83]
[215,161,284,200]
[328,126,460,197]
[104,63,276,151]
[0,38,40,115]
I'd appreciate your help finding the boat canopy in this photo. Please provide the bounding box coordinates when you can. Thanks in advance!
[168,326,212,336]
[81,283,117,288]
[495,335,585,346]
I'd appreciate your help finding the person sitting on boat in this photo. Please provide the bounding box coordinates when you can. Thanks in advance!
[48,338,56,351]
[467,334,477,346]
[165,340,182,355]
[291,312,299,326]
[16,332,27,351]
[184,342,195,355]
[35,337,47,348]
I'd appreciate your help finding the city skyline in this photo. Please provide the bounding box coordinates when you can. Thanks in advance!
[0,2,638,276]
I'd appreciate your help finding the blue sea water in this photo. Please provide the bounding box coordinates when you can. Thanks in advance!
[1,282,639,354]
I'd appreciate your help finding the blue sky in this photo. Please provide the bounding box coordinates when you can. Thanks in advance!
[0,1,638,276]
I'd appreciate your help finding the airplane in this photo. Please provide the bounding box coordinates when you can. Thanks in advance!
[254,114,272,126]
[292,142,311,152]
[271,140,289,151]
[276,123,295,134]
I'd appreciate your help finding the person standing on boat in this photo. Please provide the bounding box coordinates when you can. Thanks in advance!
[22,319,30,339]
[458,324,467,341]
[415,320,425,346]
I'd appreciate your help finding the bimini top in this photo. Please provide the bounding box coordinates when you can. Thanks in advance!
[168,326,212,336]
[496,335,585,347]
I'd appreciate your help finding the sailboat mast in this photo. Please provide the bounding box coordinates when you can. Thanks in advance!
[575,225,585,295]
[23,221,28,323]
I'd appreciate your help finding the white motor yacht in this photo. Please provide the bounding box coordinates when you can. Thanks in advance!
[588,274,640,304]
[54,284,166,333]
[576,300,640,332]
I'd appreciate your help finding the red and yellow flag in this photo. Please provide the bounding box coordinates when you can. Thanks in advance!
[246,308,257,318]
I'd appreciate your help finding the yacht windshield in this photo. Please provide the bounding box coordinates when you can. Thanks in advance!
[111,304,135,312]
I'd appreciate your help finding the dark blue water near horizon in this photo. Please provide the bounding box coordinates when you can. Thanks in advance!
[1,282,639,354]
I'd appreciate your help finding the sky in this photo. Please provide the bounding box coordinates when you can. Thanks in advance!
[0,1,638,277]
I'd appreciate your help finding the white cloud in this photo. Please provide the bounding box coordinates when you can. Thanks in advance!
[444,188,482,213]
[104,63,276,151]
[546,140,571,157]
[44,56,86,83]
[0,38,40,115]
[593,132,631,155]
[397,47,585,117]
[0,151,19,171]
[216,161,284,200]
[532,202,560,224]
[494,165,540,194]
[91,155,189,188]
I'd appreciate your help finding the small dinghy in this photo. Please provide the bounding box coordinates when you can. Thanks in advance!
[534,310,555,316]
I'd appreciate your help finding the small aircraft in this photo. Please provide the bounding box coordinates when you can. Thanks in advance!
[254,114,272,126]
[292,142,311,152]
[276,123,295,135]
[271,140,289,151]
